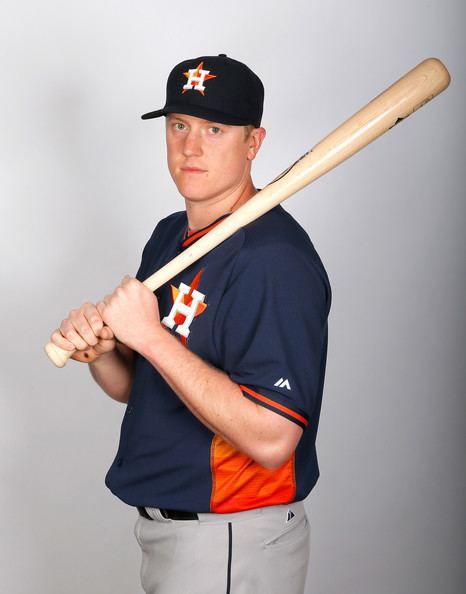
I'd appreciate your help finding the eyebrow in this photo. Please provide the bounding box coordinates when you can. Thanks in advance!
[167,114,223,127]
[167,114,188,123]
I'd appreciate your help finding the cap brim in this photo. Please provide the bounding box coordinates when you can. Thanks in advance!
[141,104,254,126]
[141,108,166,120]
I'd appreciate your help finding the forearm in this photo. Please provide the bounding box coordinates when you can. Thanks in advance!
[139,327,301,468]
[97,276,301,465]
[89,344,134,403]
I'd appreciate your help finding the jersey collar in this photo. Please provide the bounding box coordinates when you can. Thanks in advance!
[181,213,231,249]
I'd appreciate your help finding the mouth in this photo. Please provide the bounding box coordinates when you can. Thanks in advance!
[180,167,207,174]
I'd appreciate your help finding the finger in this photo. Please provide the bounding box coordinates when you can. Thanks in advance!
[96,301,114,338]
[97,299,112,321]
[50,329,76,352]
[82,302,104,336]
[99,326,115,340]
[96,300,108,324]
[69,309,99,347]
[59,319,89,351]
[102,294,113,306]
[121,274,132,286]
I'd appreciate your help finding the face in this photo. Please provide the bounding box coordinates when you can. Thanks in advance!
[165,113,265,206]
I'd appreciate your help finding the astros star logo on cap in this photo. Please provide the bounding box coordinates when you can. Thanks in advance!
[182,62,217,95]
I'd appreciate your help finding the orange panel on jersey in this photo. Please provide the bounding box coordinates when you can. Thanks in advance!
[210,435,296,513]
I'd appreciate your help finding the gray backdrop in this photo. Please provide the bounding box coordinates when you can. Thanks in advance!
[1,1,464,593]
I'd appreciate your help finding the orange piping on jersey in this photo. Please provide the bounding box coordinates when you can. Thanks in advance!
[182,218,226,247]
[239,385,309,427]
[210,435,296,513]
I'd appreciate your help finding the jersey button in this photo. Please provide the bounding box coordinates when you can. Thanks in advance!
[117,457,124,467]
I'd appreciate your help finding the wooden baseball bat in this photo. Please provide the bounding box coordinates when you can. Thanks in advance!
[45,57,450,368]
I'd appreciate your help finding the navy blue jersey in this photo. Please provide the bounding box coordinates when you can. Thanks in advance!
[105,205,331,513]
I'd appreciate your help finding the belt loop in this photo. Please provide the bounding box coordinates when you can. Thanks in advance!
[137,506,152,520]
[152,508,171,522]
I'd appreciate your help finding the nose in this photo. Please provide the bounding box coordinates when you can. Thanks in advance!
[182,129,203,157]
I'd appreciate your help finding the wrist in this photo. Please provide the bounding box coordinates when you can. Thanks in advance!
[137,322,168,360]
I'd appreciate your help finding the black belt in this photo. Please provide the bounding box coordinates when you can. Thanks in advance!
[137,506,198,521]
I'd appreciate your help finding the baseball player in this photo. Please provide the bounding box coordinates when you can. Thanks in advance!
[50,54,331,594]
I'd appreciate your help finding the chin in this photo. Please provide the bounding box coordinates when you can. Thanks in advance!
[181,191,216,203]
[177,182,218,202]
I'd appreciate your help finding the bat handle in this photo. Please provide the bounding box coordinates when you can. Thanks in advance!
[44,341,100,367]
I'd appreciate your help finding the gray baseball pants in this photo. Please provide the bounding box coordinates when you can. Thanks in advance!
[134,500,310,594]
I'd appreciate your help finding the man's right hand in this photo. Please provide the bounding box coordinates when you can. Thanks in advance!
[50,302,116,364]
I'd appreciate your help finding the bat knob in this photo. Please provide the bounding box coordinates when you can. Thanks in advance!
[44,342,74,368]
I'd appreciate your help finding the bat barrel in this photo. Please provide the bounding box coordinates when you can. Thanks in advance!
[282,58,451,191]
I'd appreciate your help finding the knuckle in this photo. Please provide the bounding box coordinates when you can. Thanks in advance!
[70,309,82,322]
[104,326,114,338]
[60,320,72,334]
[50,330,62,343]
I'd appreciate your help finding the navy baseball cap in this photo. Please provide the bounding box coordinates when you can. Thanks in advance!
[141,54,264,127]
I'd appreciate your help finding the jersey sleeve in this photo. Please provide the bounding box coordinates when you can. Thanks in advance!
[214,239,331,430]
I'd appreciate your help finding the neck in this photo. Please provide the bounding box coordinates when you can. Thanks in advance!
[185,178,257,232]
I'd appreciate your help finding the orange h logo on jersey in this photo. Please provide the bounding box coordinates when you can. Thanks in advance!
[182,62,217,95]
[162,269,207,342]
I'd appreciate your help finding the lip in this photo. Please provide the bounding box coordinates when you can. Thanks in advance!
[180,167,207,174]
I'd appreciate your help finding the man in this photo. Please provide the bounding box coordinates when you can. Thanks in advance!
[51,54,331,594]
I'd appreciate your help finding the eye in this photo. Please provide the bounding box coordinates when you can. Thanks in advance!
[209,126,221,135]
[174,122,186,131]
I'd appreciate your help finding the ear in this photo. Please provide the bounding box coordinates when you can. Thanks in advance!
[247,127,266,161]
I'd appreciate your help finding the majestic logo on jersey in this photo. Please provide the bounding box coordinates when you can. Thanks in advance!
[162,269,207,343]
[274,377,291,391]
[182,62,217,95]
